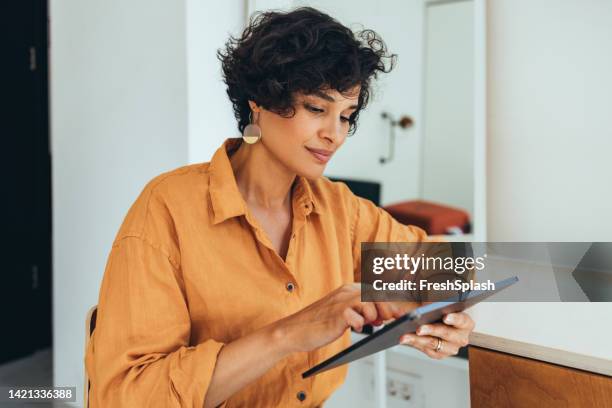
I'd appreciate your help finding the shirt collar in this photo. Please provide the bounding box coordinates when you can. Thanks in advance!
[208,138,321,225]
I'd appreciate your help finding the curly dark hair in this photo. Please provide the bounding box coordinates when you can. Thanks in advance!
[217,7,396,135]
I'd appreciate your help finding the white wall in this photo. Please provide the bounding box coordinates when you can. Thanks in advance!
[186,0,245,163]
[50,0,191,402]
[51,1,246,402]
[487,0,612,242]
[472,0,612,360]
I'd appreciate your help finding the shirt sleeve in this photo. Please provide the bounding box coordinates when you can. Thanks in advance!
[350,194,431,282]
[86,236,225,407]
[348,193,474,301]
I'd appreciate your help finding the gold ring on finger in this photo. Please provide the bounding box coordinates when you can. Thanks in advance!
[434,337,443,352]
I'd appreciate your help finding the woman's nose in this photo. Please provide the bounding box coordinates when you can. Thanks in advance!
[320,118,344,144]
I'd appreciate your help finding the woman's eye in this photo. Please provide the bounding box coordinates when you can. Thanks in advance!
[305,104,324,113]
[305,103,351,124]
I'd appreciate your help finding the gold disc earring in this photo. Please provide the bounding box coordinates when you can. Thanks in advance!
[242,111,262,144]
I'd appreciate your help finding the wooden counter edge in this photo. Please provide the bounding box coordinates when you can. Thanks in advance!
[469,331,612,377]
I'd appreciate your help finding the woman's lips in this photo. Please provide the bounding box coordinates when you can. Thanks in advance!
[305,147,333,164]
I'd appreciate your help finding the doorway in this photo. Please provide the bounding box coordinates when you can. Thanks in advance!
[1,0,52,366]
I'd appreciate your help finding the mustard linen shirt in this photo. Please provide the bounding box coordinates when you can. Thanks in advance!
[85,138,428,407]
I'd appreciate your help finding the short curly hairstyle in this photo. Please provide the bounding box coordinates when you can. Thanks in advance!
[217,7,396,135]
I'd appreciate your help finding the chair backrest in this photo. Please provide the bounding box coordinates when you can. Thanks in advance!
[84,305,98,408]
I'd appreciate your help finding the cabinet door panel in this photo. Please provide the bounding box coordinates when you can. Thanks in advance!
[469,346,612,408]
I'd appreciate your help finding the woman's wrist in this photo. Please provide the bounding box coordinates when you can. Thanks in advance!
[203,317,300,407]
[267,318,299,357]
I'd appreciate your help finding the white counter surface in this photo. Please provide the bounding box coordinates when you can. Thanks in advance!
[469,302,612,377]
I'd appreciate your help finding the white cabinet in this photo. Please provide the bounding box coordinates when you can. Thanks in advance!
[326,333,469,408]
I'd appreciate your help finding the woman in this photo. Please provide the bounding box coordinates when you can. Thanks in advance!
[86,7,474,408]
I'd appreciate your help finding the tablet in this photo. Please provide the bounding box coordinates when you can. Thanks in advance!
[302,276,518,378]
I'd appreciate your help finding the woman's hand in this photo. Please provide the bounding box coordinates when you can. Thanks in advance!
[398,312,475,359]
[275,283,408,354]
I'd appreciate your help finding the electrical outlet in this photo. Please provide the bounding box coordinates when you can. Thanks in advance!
[387,379,398,397]
[386,368,424,408]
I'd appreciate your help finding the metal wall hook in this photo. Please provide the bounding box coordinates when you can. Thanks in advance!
[380,112,414,164]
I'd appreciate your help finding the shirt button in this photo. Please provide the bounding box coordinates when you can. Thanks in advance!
[291,233,296,239]
[286,282,295,292]
[296,390,307,402]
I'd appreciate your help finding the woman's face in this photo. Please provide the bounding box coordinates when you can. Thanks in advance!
[254,88,360,180]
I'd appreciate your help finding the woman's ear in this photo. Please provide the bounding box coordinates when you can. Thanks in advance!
[248,100,261,113]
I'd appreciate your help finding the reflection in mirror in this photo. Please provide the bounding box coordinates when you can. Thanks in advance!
[421,0,474,223]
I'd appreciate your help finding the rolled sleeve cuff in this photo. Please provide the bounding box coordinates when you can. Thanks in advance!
[169,339,226,408]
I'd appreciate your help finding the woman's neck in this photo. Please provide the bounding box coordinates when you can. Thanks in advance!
[229,141,296,211]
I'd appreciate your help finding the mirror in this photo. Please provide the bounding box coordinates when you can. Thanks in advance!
[422,0,475,225]
[249,0,486,240]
